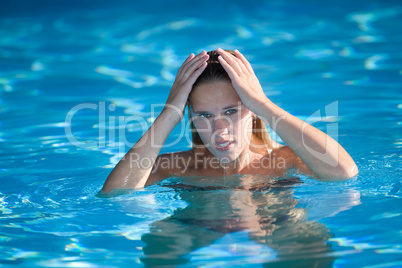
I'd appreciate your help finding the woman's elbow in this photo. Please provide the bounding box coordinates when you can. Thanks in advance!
[330,157,359,180]
[316,163,358,182]
[335,163,359,181]
[345,164,359,179]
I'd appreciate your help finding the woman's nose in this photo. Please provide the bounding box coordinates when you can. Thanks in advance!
[213,116,232,132]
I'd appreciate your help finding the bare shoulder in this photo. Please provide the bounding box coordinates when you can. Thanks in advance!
[145,149,194,186]
[271,144,297,159]
[154,149,195,173]
[262,144,296,172]
[157,149,194,162]
[271,145,317,177]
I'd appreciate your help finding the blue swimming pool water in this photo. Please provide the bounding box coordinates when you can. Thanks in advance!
[0,0,401,267]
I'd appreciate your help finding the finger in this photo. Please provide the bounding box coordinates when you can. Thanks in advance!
[177,51,205,78]
[234,49,255,75]
[186,50,206,66]
[231,49,250,75]
[186,61,207,88]
[184,53,195,64]
[176,53,194,79]
[217,48,244,76]
[217,55,238,82]
[182,54,209,81]
[178,51,207,78]
[185,51,206,64]
[186,53,209,72]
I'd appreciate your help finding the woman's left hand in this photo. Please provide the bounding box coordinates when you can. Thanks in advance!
[217,48,270,115]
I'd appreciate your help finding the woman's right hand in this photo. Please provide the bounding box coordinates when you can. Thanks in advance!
[163,50,209,122]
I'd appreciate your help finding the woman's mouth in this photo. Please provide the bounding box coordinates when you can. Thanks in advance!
[214,141,234,151]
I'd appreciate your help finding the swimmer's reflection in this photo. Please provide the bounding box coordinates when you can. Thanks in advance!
[140,176,337,267]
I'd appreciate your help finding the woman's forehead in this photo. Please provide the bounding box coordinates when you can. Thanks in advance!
[189,82,242,110]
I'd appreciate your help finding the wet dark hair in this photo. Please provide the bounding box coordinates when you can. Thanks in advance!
[192,49,234,90]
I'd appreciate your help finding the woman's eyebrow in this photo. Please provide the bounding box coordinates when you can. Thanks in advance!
[192,104,242,114]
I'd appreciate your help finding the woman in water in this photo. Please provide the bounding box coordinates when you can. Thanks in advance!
[101,48,358,193]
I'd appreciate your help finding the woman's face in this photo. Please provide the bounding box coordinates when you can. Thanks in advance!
[189,81,254,163]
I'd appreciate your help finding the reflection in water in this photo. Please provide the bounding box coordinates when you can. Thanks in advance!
[140,176,337,267]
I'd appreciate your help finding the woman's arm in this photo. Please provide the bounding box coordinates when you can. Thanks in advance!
[216,48,358,181]
[101,108,180,192]
[101,51,209,193]
[259,100,358,180]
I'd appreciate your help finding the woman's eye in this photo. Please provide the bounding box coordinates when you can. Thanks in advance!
[225,109,237,115]
[199,113,211,118]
